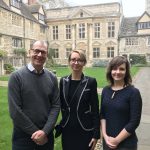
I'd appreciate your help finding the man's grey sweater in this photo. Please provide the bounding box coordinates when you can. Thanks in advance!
[8,66,60,135]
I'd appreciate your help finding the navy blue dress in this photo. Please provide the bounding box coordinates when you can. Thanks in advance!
[100,85,142,149]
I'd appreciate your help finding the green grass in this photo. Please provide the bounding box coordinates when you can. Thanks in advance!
[0,86,62,150]
[0,66,140,150]
[50,66,139,88]
[50,67,107,88]
[0,87,12,150]
[0,75,10,81]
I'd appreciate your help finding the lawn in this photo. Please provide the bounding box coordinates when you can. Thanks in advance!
[50,66,139,88]
[0,86,62,150]
[0,75,10,81]
[0,87,12,150]
[0,66,140,150]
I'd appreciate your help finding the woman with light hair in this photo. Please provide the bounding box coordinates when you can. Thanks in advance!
[55,49,100,150]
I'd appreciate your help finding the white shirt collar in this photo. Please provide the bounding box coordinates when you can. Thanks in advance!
[27,62,44,74]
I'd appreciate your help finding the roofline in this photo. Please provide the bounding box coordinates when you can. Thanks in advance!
[46,14,121,22]
[119,34,150,38]
[46,2,120,11]
[0,4,44,24]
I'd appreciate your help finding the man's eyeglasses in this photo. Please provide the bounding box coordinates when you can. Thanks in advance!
[70,58,84,65]
[31,49,47,56]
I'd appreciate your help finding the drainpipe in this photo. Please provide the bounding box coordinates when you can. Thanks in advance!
[23,16,26,65]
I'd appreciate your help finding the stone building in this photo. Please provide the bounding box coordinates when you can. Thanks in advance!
[46,2,123,66]
[0,0,48,74]
[0,0,149,75]
[119,11,150,62]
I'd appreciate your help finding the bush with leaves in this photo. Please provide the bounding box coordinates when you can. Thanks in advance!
[92,59,109,67]
[129,54,147,65]
[14,48,26,55]
[4,63,15,74]
[0,49,7,58]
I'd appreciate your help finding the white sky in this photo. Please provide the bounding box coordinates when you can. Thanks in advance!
[66,0,145,17]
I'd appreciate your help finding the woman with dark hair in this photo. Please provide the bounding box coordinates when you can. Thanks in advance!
[100,56,142,150]
[55,49,100,150]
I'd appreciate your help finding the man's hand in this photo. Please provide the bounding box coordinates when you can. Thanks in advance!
[31,130,48,145]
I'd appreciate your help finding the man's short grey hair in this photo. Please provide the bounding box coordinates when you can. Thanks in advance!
[30,40,49,50]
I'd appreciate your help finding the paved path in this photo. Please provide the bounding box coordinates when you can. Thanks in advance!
[133,67,150,150]
[0,80,8,87]
[95,67,150,150]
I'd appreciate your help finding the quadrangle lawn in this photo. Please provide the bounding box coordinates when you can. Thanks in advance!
[0,66,140,149]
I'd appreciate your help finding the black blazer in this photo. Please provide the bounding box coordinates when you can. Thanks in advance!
[59,74,100,139]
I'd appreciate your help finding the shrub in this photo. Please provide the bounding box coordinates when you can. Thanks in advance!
[0,50,7,58]
[92,59,109,67]
[14,48,26,55]
[129,54,147,65]
[4,63,15,74]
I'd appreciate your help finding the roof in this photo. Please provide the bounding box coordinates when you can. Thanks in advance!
[0,0,41,23]
[46,2,121,20]
[21,3,39,22]
[0,0,10,10]
[119,17,140,37]
[28,4,41,13]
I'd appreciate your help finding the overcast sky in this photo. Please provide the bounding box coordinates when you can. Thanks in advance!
[66,0,145,17]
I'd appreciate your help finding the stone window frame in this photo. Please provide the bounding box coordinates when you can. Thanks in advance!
[65,48,72,58]
[94,23,100,38]
[12,37,23,48]
[52,26,58,40]
[125,37,138,45]
[108,22,115,38]
[65,25,71,40]
[93,47,100,58]
[39,13,45,21]
[53,48,59,58]
[107,47,114,58]
[138,22,150,30]
[79,23,85,39]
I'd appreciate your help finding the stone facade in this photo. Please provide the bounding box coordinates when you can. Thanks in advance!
[46,2,122,66]
[0,0,149,75]
[119,12,150,62]
[0,0,48,75]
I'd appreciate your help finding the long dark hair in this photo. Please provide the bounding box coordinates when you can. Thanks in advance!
[106,56,132,86]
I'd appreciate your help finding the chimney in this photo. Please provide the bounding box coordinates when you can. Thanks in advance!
[28,0,38,5]
[22,0,28,4]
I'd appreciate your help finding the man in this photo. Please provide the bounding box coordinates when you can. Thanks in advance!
[8,40,60,150]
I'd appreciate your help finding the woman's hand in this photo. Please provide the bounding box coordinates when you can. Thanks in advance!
[108,136,119,147]
[89,138,98,150]
[104,134,117,149]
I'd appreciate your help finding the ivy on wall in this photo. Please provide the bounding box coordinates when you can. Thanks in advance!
[0,50,7,58]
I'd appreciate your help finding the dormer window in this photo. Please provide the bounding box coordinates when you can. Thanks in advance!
[138,22,150,29]
[39,13,45,21]
[11,0,21,9]
[80,12,83,17]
